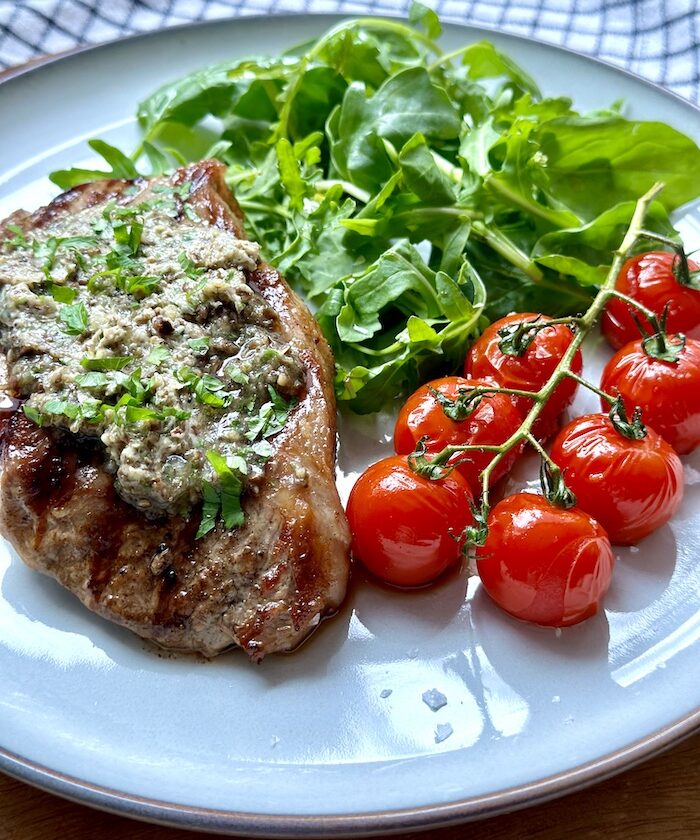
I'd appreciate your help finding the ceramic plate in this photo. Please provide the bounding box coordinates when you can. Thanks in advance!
[0,15,699,837]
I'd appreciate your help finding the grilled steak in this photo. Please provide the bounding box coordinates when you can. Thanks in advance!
[0,160,351,660]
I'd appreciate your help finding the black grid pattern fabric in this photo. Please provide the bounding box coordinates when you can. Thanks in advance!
[0,1,698,102]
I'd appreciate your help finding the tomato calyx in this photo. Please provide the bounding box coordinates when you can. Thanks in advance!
[608,396,647,440]
[407,436,461,481]
[427,384,484,421]
[634,305,687,363]
[671,247,700,291]
[637,228,700,291]
[539,459,577,510]
[496,315,579,358]
[462,500,489,548]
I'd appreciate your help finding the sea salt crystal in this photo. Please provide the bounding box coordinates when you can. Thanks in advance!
[422,689,447,711]
[434,723,453,744]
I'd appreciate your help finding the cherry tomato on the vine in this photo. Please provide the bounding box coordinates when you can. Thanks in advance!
[601,251,700,350]
[475,493,614,627]
[600,336,700,455]
[465,312,583,440]
[550,413,684,545]
[393,376,524,497]
[346,455,474,588]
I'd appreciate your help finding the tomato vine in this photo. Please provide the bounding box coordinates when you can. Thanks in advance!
[409,182,667,545]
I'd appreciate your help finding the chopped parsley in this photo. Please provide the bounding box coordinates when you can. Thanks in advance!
[146,345,170,365]
[176,367,231,408]
[196,451,245,538]
[80,355,133,371]
[59,302,89,335]
[45,282,78,304]
[245,387,296,440]
[3,223,29,251]
[178,252,204,280]
[22,404,44,426]
[187,337,209,354]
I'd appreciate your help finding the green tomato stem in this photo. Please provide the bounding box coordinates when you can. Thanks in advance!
[564,369,616,406]
[606,288,658,323]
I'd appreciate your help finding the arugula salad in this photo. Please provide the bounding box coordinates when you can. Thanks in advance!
[51,2,700,413]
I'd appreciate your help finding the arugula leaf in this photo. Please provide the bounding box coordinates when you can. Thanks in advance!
[50,140,140,189]
[459,41,540,97]
[534,117,700,219]
[533,200,677,285]
[275,138,307,211]
[408,0,442,38]
[398,133,456,204]
[331,67,461,191]
[45,12,700,413]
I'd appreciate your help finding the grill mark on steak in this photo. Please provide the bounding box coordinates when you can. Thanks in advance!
[0,161,351,659]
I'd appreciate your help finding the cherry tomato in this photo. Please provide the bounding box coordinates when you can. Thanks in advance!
[476,493,614,627]
[601,251,700,350]
[465,312,583,440]
[393,376,524,497]
[550,413,684,545]
[346,455,474,588]
[600,337,700,455]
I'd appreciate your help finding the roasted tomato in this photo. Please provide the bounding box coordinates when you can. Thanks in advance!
[601,251,700,350]
[346,455,474,587]
[475,493,614,627]
[393,376,524,497]
[600,336,700,454]
[550,413,684,545]
[465,313,583,440]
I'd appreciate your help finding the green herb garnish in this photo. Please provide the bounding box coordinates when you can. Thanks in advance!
[146,345,171,365]
[59,302,89,335]
[80,356,133,371]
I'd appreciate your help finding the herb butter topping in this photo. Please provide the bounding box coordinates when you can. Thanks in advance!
[0,178,304,535]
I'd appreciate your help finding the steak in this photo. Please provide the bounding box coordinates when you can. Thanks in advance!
[0,160,351,660]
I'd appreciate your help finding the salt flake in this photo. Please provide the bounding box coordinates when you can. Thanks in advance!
[434,723,453,744]
[422,689,447,711]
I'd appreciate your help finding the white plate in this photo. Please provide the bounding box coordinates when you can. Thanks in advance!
[1,15,699,836]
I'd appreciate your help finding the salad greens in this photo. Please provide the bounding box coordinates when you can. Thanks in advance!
[50,2,700,413]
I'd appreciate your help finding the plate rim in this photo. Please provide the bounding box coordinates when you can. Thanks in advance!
[0,12,699,836]
[2,711,698,836]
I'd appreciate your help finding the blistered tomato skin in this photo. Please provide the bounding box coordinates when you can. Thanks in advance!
[601,251,700,351]
[600,337,700,455]
[550,414,684,545]
[393,376,524,497]
[346,455,475,588]
[465,313,583,440]
[476,493,614,627]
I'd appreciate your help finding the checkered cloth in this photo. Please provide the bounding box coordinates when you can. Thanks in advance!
[0,0,698,102]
